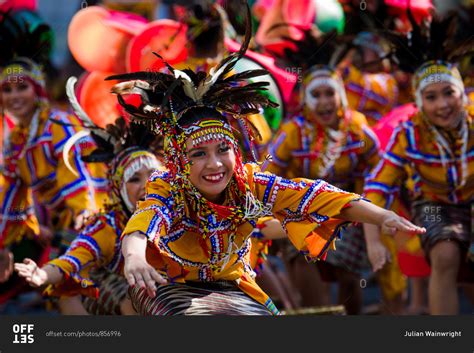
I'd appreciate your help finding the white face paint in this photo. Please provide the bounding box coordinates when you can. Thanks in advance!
[304,77,347,111]
[120,156,162,213]
[415,73,467,110]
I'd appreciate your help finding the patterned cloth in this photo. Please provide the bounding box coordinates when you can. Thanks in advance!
[364,111,474,208]
[342,65,399,127]
[45,210,127,298]
[0,107,108,247]
[122,163,361,313]
[412,200,471,260]
[264,110,380,276]
[264,110,380,194]
[82,269,129,315]
[323,224,369,275]
[129,281,275,316]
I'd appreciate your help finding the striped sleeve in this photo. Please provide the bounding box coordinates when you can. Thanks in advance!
[250,164,361,262]
[263,121,297,176]
[363,126,408,208]
[49,112,108,219]
[121,171,173,247]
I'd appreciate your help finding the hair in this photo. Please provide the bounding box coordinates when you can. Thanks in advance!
[183,1,224,58]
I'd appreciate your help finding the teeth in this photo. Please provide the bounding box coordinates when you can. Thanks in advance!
[203,173,224,181]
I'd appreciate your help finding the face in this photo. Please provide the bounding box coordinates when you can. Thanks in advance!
[421,82,465,129]
[307,85,341,129]
[1,80,38,123]
[125,166,156,211]
[185,138,236,204]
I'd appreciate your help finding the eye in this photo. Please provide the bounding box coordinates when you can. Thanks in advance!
[218,144,231,153]
[1,85,12,93]
[424,95,435,101]
[18,83,29,91]
[325,89,335,97]
[445,89,455,96]
[189,150,205,158]
[127,176,141,183]
[311,91,320,98]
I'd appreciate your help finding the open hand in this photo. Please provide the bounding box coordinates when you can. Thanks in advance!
[367,240,391,272]
[74,210,92,231]
[380,211,425,236]
[14,258,48,287]
[124,254,167,298]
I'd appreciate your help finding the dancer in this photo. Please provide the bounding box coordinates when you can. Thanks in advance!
[364,11,474,314]
[108,2,424,316]
[264,29,382,313]
[0,11,108,311]
[15,106,163,315]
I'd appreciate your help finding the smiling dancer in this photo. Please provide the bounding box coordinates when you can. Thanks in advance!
[364,10,474,314]
[103,1,424,316]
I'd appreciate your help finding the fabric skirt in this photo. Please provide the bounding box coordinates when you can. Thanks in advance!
[412,200,473,282]
[129,281,274,316]
[412,201,471,258]
[82,269,129,315]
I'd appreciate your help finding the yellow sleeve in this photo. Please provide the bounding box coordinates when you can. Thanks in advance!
[363,126,408,208]
[248,164,362,261]
[121,170,173,247]
[0,173,40,247]
[45,216,117,297]
[49,112,108,223]
[263,121,297,176]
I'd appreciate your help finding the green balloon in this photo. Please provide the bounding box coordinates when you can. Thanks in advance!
[314,0,345,34]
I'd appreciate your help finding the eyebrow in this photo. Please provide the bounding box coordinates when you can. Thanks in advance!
[187,142,228,154]
[187,146,207,154]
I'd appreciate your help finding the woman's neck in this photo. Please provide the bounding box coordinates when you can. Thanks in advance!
[13,108,38,128]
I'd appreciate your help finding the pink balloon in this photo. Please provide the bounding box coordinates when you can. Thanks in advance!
[0,0,37,11]
[283,0,315,36]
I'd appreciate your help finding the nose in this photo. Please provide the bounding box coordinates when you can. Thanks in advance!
[206,152,223,169]
[435,96,450,111]
[319,94,336,108]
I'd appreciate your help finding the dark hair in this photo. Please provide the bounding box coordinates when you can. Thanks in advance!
[187,2,224,58]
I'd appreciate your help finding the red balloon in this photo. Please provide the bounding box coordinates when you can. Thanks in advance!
[78,71,121,128]
[126,19,188,72]
[68,6,147,73]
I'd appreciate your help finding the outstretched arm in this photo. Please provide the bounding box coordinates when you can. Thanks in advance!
[14,259,63,287]
[336,199,425,272]
[336,199,424,235]
[122,232,166,298]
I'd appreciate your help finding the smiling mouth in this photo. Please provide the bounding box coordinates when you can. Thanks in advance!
[203,172,225,182]
[8,102,25,110]
[317,109,334,117]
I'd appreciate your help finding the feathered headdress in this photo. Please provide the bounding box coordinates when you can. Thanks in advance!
[105,0,277,166]
[382,9,474,74]
[0,10,53,91]
[266,25,346,71]
[264,25,350,111]
[381,9,474,108]
[62,77,163,213]
[104,0,276,242]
